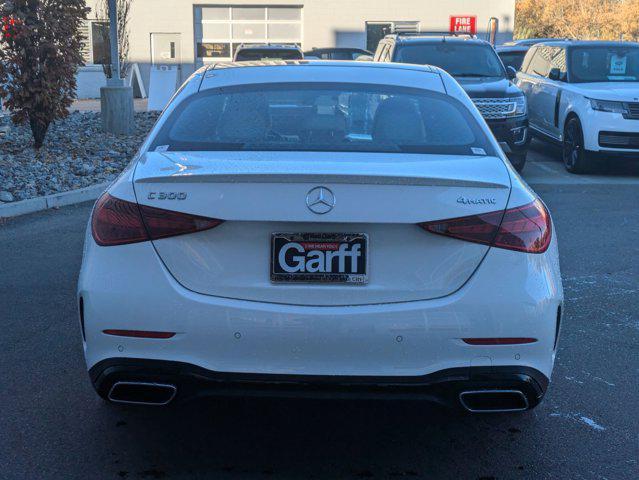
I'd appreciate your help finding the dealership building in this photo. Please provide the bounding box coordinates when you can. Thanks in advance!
[78,0,516,98]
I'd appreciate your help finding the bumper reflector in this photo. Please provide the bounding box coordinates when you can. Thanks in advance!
[103,329,176,339]
[462,337,537,345]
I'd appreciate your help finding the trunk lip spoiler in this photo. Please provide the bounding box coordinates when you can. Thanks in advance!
[134,174,508,189]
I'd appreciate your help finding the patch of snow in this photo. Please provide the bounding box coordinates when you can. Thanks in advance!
[579,416,605,431]
[549,412,606,432]
[565,376,585,384]
[592,377,616,387]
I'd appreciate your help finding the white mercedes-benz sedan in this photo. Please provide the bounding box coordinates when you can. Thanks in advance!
[78,61,563,412]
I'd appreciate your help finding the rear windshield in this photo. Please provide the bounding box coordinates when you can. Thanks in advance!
[395,44,506,78]
[569,46,639,83]
[498,51,526,71]
[150,83,495,156]
[235,49,303,61]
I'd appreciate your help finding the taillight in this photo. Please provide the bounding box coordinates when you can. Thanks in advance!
[92,194,222,246]
[91,194,148,246]
[419,199,551,253]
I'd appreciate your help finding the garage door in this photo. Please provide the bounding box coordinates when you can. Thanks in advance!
[194,5,303,64]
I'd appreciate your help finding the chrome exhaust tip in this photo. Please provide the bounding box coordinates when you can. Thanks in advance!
[107,381,177,406]
[459,389,529,413]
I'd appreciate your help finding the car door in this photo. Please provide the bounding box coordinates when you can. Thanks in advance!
[535,47,566,138]
[547,48,568,138]
[518,47,551,133]
[515,46,535,95]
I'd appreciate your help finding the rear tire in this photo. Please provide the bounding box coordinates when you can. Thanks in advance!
[563,117,593,174]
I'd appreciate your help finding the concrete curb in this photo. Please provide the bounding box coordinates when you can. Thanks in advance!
[0,182,109,219]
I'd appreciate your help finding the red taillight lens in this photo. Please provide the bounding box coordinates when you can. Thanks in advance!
[92,194,223,246]
[492,200,551,253]
[138,203,222,241]
[92,194,148,246]
[419,199,551,254]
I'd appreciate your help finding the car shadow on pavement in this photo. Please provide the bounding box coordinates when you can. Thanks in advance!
[528,138,639,177]
[96,396,539,479]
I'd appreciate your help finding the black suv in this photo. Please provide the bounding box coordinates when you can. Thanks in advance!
[234,44,303,62]
[374,33,530,171]
[303,47,372,60]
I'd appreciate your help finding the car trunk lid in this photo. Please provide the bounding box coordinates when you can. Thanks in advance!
[133,151,511,306]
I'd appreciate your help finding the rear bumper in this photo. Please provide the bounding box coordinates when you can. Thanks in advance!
[78,221,563,384]
[90,358,549,409]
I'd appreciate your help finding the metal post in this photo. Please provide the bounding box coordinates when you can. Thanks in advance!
[487,17,499,46]
[101,0,133,133]
[107,0,123,86]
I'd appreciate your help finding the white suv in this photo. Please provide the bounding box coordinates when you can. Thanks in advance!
[516,41,639,173]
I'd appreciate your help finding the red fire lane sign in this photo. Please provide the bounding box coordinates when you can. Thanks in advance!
[450,15,477,34]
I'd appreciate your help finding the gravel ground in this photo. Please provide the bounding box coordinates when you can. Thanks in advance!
[0,111,159,202]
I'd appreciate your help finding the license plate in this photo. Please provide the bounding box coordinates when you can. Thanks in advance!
[271,233,368,284]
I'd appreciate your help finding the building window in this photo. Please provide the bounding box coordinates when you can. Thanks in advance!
[91,22,111,64]
[195,5,303,62]
[197,42,231,58]
[81,20,111,65]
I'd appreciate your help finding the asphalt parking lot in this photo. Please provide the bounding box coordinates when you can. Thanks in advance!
[1,141,638,480]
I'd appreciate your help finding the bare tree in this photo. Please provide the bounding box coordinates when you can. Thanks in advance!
[96,0,132,79]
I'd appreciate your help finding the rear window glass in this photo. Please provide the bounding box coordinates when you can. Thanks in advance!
[498,51,526,71]
[395,44,505,78]
[150,83,495,156]
[235,49,303,61]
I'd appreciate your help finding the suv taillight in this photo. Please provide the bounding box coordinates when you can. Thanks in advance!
[419,199,551,253]
[91,194,223,246]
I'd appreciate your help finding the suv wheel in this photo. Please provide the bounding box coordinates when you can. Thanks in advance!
[563,118,593,174]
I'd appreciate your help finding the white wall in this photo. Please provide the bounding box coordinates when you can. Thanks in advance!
[78,0,515,98]
[76,65,107,99]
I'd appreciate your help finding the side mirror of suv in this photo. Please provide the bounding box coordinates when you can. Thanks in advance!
[548,67,561,81]
[506,66,517,80]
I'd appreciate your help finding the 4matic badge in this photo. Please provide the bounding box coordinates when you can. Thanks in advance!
[457,196,497,206]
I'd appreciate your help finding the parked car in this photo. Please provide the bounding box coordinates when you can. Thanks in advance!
[497,39,559,71]
[80,60,562,413]
[516,40,639,173]
[303,47,373,60]
[501,38,558,47]
[234,43,303,61]
[374,33,530,171]
[496,45,532,71]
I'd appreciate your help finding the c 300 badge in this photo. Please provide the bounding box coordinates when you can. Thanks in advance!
[148,192,187,200]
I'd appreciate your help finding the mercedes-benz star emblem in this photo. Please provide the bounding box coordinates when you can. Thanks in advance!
[306,187,335,215]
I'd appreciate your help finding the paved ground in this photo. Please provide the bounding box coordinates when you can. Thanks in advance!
[1,143,638,480]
